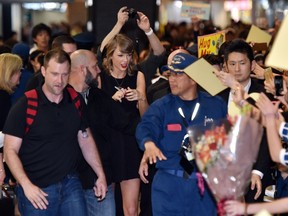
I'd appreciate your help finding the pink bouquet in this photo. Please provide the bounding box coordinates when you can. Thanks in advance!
[189,115,263,216]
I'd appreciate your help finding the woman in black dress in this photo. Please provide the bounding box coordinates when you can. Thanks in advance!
[99,33,148,216]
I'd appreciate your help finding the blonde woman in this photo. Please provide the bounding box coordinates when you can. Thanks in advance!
[0,53,22,184]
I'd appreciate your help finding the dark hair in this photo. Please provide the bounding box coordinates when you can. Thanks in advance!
[27,49,45,72]
[30,50,44,61]
[44,49,71,69]
[32,23,52,39]
[37,53,45,68]
[224,39,254,63]
[0,45,11,54]
[52,35,76,50]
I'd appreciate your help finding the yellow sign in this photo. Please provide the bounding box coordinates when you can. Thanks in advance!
[197,31,226,58]
[246,25,272,45]
[184,58,227,96]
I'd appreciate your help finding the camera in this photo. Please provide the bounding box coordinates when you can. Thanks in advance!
[274,75,283,96]
[179,134,194,175]
[124,8,138,19]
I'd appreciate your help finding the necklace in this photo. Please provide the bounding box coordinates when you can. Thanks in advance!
[110,70,127,88]
[113,75,126,88]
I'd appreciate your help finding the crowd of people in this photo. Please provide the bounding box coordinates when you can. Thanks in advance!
[0,5,288,216]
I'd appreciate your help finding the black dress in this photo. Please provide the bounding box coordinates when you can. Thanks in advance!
[0,89,11,130]
[100,71,142,182]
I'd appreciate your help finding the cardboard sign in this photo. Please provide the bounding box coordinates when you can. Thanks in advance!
[197,31,226,58]
[184,58,227,96]
[265,14,288,71]
[246,25,272,45]
[181,2,211,20]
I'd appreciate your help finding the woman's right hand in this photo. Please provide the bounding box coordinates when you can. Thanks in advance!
[117,6,129,26]
[112,88,126,102]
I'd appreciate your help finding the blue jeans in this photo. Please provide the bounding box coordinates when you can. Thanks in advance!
[17,174,87,216]
[84,184,115,216]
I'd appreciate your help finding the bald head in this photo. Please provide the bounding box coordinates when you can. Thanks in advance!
[69,49,100,92]
[70,49,95,69]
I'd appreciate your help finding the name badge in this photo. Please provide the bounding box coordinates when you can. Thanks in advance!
[167,124,182,131]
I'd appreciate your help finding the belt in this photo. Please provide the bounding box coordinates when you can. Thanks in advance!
[161,169,195,179]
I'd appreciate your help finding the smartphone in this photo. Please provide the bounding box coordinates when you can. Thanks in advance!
[274,75,283,96]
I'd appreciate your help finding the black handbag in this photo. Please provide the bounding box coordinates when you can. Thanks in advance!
[0,185,15,216]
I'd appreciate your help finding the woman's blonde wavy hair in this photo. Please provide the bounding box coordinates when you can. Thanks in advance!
[0,53,22,94]
[102,34,137,76]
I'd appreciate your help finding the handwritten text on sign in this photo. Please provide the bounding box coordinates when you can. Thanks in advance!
[198,31,226,58]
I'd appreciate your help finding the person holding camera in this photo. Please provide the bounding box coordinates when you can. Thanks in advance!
[97,6,154,216]
[99,6,165,88]
[136,52,227,215]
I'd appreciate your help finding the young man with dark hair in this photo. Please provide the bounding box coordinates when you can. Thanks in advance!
[30,23,52,54]
[218,38,275,203]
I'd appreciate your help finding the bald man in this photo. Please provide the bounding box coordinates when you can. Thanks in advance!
[69,50,136,216]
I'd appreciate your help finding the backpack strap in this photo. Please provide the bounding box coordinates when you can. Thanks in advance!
[24,86,82,135]
[67,85,82,117]
[24,89,38,134]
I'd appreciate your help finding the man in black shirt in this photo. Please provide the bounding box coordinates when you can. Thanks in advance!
[70,49,137,216]
[3,49,107,216]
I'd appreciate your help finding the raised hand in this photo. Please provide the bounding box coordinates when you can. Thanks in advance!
[137,12,151,33]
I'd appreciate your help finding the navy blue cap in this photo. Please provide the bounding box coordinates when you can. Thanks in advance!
[160,65,169,73]
[12,43,30,65]
[73,32,95,50]
[168,53,198,73]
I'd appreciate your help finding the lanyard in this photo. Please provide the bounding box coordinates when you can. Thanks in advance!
[178,102,200,128]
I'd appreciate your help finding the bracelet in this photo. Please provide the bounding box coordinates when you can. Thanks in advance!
[145,28,153,36]
[244,203,248,216]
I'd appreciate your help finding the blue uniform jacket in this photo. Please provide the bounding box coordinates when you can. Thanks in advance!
[136,91,227,171]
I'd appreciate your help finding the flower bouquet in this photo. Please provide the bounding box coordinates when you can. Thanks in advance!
[189,115,263,216]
